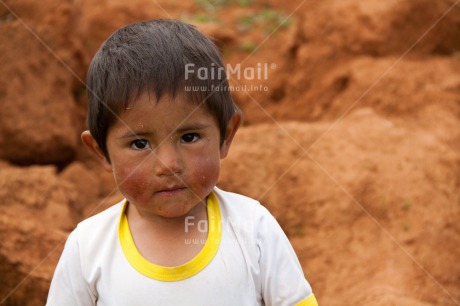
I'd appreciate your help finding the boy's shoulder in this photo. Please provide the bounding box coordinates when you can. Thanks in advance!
[213,186,258,204]
[74,200,125,238]
[82,201,124,223]
[213,186,272,221]
[214,186,258,207]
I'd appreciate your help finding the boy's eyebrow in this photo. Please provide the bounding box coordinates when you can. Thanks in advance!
[175,123,212,133]
[118,131,154,139]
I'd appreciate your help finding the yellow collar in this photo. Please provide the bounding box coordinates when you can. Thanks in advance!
[118,192,222,281]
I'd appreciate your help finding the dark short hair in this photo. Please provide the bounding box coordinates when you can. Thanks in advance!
[86,19,239,159]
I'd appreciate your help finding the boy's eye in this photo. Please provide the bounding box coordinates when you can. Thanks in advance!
[130,139,150,150]
[181,133,199,143]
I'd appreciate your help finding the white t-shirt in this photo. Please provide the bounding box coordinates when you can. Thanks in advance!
[47,187,317,306]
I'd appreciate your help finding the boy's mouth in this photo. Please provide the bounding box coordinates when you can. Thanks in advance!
[155,186,187,196]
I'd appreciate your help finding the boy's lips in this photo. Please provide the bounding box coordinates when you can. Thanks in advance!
[154,185,187,196]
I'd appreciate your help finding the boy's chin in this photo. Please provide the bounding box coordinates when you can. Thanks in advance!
[168,198,208,217]
[130,199,205,221]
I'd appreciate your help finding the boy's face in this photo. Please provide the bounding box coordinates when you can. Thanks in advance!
[83,92,239,219]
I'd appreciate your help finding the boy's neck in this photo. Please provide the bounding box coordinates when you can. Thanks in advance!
[125,200,209,267]
[126,199,207,230]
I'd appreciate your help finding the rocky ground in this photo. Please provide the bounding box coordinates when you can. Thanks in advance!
[0,0,459,305]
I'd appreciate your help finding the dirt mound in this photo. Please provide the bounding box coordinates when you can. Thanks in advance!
[0,0,86,165]
[231,0,460,126]
[296,0,460,56]
[220,108,460,305]
[270,56,460,122]
[0,164,77,231]
[0,216,66,306]
[0,164,76,305]
[1,0,459,305]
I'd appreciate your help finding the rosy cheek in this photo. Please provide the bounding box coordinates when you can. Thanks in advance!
[115,167,150,202]
[192,157,220,187]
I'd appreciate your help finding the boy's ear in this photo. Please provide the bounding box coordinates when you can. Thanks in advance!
[81,130,112,172]
[220,113,241,159]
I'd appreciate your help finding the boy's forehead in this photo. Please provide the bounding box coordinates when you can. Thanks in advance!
[120,91,207,114]
[112,91,216,128]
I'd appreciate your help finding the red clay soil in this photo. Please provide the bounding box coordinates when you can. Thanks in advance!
[0,0,459,305]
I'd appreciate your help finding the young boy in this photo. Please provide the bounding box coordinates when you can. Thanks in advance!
[47,19,317,306]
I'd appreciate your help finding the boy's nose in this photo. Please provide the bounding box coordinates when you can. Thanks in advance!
[152,144,183,176]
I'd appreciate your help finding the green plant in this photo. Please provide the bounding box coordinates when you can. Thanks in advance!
[239,41,258,52]
[195,0,253,12]
[237,8,292,35]
[257,8,291,33]
[379,196,390,216]
[402,223,410,232]
[194,14,217,23]
[401,198,412,211]
[180,13,221,25]
[236,0,253,6]
[237,15,254,31]
[195,0,224,12]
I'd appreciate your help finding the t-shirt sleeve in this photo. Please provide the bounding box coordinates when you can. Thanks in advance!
[256,206,318,306]
[46,229,96,306]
